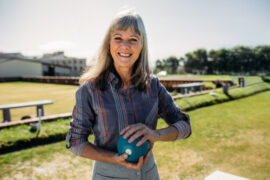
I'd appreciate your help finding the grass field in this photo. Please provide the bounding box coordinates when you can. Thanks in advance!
[157,74,263,86]
[0,75,265,122]
[1,75,269,154]
[0,82,77,122]
[1,91,269,180]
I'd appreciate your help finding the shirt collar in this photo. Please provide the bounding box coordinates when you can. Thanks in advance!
[108,72,135,89]
[108,72,119,88]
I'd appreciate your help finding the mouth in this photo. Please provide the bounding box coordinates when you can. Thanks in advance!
[118,52,132,58]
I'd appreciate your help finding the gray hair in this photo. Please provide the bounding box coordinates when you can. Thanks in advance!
[79,11,151,90]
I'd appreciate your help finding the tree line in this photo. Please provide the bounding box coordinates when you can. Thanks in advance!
[154,45,270,75]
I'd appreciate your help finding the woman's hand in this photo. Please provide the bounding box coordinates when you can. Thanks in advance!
[113,143,153,169]
[120,123,160,146]
[118,123,157,167]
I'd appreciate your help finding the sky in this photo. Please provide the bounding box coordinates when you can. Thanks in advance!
[0,0,270,66]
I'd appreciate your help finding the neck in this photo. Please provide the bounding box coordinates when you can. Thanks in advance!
[114,66,132,89]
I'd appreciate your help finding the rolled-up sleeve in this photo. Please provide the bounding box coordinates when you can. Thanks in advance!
[65,84,95,156]
[156,78,191,140]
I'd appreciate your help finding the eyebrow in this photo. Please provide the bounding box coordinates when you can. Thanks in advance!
[112,32,140,39]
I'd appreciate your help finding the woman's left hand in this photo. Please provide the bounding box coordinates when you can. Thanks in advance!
[120,123,159,147]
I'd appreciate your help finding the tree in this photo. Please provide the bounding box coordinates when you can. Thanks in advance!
[155,45,270,75]
[166,56,179,74]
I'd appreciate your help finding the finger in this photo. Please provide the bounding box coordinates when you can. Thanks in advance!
[125,156,144,170]
[128,129,146,143]
[136,135,149,146]
[143,149,152,164]
[124,125,144,139]
[120,126,132,135]
[149,142,154,150]
[116,153,128,163]
[122,154,129,162]
[122,161,135,169]
[143,144,153,164]
[136,156,144,169]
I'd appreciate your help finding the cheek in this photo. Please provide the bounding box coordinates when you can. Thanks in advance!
[133,45,142,56]
[110,42,117,55]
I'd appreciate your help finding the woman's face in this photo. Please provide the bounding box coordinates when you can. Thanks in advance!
[110,27,143,72]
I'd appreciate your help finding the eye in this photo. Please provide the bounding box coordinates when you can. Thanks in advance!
[114,37,122,41]
[130,38,138,43]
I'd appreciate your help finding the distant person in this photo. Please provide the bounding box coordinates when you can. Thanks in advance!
[66,10,191,180]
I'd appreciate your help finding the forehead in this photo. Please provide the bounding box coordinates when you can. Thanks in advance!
[111,28,141,38]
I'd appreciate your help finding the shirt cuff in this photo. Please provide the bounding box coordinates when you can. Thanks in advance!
[70,141,89,156]
[172,121,191,140]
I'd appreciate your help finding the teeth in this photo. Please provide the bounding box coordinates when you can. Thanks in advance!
[119,53,131,57]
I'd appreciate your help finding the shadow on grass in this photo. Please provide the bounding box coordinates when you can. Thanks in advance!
[184,89,269,112]
[0,133,66,155]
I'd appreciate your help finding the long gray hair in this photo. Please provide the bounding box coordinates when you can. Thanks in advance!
[79,11,151,91]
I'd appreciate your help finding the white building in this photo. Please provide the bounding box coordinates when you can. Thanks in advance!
[0,54,71,77]
[0,58,43,77]
[40,51,86,76]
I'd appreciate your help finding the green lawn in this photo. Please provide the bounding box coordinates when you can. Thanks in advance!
[0,82,78,122]
[1,91,269,180]
[1,77,269,154]
[0,118,70,153]
[158,74,263,86]
[157,90,270,180]
[0,76,266,122]
[175,81,270,111]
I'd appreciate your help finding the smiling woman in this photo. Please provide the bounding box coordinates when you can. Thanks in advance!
[66,10,191,180]
[110,28,143,89]
[79,11,150,91]
[111,28,142,69]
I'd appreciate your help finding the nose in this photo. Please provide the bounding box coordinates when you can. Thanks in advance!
[121,40,131,48]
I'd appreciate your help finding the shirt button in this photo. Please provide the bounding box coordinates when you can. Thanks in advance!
[136,171,140,176]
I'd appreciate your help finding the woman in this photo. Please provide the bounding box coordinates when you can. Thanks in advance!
[66,11,191,180]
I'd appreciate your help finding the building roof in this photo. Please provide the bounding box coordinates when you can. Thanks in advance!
[0,58,70,69]
[0,58,43,64]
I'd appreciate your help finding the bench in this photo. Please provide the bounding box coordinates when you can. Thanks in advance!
[174,82,204,94]
[0,112,71,129]
[0,100,53,123]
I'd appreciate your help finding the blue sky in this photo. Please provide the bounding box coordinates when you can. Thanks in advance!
[0,0,269,66]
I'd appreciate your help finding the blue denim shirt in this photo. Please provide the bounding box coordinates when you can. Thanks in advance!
[66,73,191,156]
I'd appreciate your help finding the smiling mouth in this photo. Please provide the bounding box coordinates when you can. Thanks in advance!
[118,52,132,57]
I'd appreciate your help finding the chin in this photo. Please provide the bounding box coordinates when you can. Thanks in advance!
[116,59,133,67]
[118,64,132,69]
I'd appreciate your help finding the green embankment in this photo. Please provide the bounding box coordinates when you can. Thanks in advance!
[0,76,269,154]
[0,91,269,180]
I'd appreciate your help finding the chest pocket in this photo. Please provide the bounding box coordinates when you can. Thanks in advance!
[136,92,159,128]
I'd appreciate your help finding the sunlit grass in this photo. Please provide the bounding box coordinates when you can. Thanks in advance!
[0,81,78,122]
[0,118,71,150]
[1,91,270,180]
[0,76,265,122]
[157,91,270,179]
[158,74,263,86]
[175,81,270,111]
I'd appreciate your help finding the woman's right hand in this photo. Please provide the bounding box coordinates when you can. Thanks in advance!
[113,153,144,170]
[113,144,153,170]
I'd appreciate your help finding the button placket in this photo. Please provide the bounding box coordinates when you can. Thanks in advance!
[126,96,132,114]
